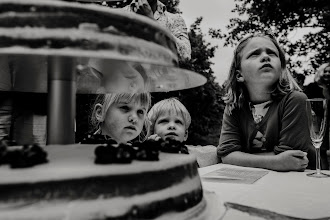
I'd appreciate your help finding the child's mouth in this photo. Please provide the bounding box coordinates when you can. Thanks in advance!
[165,132,178,137]
[125,126,136,131]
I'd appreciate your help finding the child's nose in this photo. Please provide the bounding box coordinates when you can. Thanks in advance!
[260,53,271,62]
[128,114,138,124]
[168,122,176,130]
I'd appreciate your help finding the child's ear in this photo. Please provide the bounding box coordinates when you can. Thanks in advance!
[183,130,188,141]
[236,71,245,83]
[95,104,104,122]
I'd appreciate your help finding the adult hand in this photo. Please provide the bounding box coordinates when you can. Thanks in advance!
[131,0,154,19]
[275,150,308,171]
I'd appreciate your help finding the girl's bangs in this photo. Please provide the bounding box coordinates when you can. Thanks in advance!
[113,93,151,108]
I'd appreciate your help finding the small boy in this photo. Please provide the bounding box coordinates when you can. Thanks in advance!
[148,98,219,167]
[148,97,191,143]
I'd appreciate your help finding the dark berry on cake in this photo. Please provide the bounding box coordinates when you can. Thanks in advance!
[24,144,48,166]
[9,144,48,168]
[114,143,134,163]
[0,135,17,147]
[94,142,134,164]
[159,139,189,154]
[0,143,48,168]
[8,149,27,168]
[94,144,116,164]
[133,140,159,161]
[0,144,8,165]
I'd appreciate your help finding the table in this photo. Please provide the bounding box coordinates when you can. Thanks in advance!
[199,164,330,220]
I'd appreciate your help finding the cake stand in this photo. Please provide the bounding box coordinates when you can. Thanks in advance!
[0,0,206,145]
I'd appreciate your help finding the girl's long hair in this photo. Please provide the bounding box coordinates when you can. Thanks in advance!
[222,32,301,114]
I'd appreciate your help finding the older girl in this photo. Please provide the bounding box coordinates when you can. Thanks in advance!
[218,33,316,171]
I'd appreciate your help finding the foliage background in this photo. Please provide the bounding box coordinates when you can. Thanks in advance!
[209,0,330,77]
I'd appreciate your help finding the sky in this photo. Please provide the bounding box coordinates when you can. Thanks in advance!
[179,0,237,86]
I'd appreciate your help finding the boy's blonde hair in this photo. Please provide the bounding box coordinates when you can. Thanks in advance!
[148,97,191,134]
[223,32,301,114]
[90,93,151,142]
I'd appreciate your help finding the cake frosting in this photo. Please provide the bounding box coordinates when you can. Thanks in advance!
[0,144,205,220]
[0,0,178,66]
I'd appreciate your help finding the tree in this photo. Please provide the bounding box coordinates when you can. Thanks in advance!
[151,17,225,146]
[209,0,330,76]
[159,0,180,13]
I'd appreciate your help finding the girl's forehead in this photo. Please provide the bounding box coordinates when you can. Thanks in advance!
[116,99,146,108]
[243,37,277,52]
[158,110,184,119]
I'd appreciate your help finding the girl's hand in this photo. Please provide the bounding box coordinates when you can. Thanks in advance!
[131,0,154,19]
[275,150,308,171]
[147,134,161,141]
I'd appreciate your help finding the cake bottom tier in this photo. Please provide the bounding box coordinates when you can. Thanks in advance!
[0,193,209,220]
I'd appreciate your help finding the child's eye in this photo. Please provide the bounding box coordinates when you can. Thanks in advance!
[137,109,145,115]
[266,49,278,56]
[269,51,278,56]
[158,119,168,124]
[119,105,130,111]
[247,51,259,58]
[175,120,184,125]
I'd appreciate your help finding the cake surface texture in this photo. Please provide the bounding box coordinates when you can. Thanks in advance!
[0,0,178,66]
[0,144,206,220]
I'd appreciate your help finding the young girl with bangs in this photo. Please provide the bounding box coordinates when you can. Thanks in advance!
[218,33,317,171]
[88,93,151,144]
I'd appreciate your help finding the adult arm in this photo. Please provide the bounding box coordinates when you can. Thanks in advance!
[169,13,191,61]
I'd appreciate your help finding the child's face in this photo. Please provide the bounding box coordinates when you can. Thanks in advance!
[153,112,187,142]
[324,66,330,75]
[101,101,147,144]
[239,37,281,90]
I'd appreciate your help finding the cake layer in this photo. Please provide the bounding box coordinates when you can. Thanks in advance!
[0,27,175,66]
[0,0,178,65]
[0,180,203,220]
[0,144,204,219]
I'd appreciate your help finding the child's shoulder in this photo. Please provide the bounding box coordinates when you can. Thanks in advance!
[286,90,308,100]
[280,91,308,106]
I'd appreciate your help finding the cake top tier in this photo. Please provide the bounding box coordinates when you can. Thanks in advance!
[0,0,178,65]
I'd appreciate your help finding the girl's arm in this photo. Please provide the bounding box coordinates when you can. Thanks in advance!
[218,100,309,171]
[221,150,308,172]
[217,106,242,158]
[276,91,312,153]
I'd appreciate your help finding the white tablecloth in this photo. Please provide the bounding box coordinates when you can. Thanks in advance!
[199,164,330,220]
